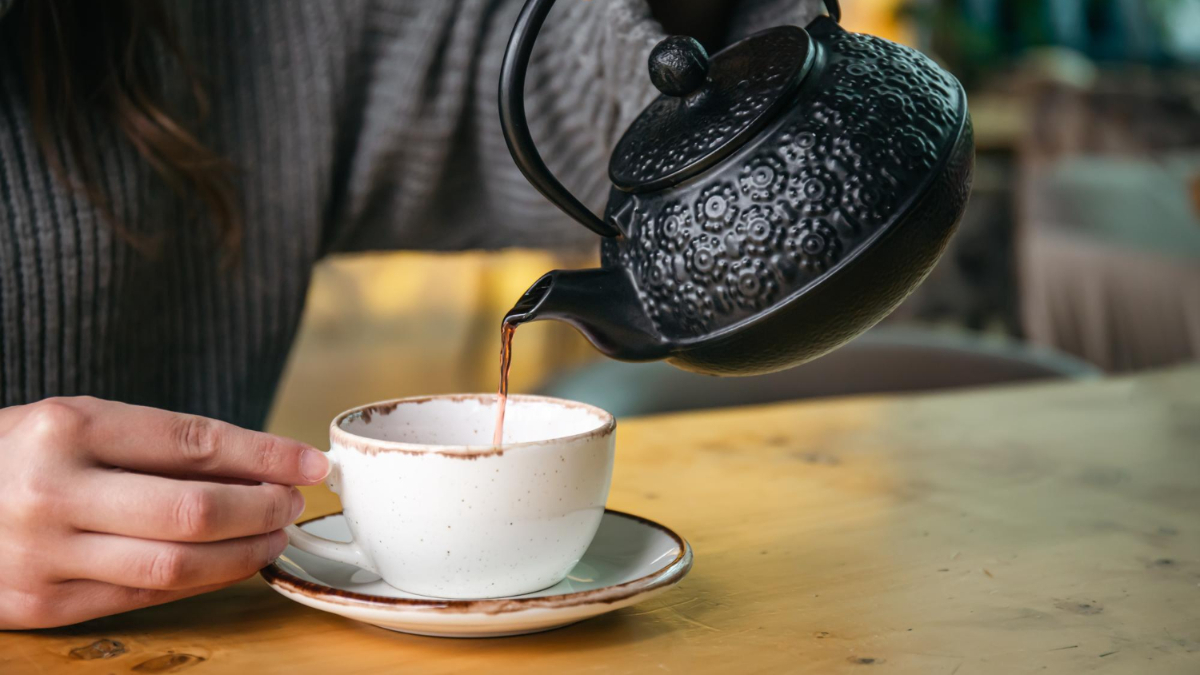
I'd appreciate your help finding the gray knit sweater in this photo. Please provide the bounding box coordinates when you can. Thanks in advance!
[0,0,815,428]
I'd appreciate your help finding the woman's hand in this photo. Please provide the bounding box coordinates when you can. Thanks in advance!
[0,396,330,630]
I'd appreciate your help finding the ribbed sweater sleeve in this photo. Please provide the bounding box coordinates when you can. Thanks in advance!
[328,0,823,253]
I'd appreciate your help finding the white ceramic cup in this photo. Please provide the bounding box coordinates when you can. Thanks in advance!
[284,394,616,599]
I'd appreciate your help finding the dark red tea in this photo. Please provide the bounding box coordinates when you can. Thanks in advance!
[492,320,517,446]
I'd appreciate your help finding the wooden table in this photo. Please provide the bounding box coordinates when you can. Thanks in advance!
[6,367,1199,674]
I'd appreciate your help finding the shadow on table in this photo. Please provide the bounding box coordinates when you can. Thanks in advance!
[348,574,724,655]
[34,579,306,639]
[34,572,721,656]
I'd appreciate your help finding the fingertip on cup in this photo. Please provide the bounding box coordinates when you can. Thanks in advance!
[300,448,331,483]
[289,488,306,522]
[268,529,290,561]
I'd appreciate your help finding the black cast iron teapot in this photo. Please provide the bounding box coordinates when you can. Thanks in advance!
[499,0,974,376]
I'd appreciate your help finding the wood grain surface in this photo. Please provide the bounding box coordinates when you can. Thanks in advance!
[4,366,1198,674]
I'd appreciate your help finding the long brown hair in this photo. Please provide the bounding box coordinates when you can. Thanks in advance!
[17,0,240,253]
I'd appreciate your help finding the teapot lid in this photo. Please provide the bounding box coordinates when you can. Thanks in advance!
[609,27,815,194]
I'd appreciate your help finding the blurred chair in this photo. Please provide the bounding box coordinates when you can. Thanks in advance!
[537,326,1099,418]
[1017,75,1200,372]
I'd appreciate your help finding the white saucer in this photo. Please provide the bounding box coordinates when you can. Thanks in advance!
[261,510,693,638]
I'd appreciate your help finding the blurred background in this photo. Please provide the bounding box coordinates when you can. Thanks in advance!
[267,0,1200,446]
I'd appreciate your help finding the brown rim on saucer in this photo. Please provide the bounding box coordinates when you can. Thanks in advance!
[330,393,616,459]
[260,509,691,615]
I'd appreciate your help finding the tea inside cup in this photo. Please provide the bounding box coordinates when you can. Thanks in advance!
[335,394,612,449]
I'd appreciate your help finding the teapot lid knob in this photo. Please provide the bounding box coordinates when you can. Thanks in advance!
[611,27,814,193]
[648,36,709,97]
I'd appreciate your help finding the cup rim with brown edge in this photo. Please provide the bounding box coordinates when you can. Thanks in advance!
[330,393,616,459]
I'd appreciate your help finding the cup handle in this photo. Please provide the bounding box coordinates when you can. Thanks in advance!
[283,448,379,574]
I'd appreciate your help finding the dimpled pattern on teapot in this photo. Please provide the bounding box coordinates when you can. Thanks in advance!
[610,29,811,190]
[602,25,964,339]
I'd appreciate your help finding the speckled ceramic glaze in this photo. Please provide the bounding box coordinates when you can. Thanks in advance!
[284,394,616,599]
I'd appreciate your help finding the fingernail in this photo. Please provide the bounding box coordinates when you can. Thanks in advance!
[300,449,330,482]
[289,489,305,522]
[268,530,289,561]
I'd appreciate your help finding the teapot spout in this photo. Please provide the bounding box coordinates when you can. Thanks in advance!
[506,268,670,362]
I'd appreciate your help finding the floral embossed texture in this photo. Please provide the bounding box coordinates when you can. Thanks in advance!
[831,60,885,89]
[723,258,783,312]
[909,83,956,130]
[676,284,716,333]
[784,218,843,275]
[736,204,787,258]
[881,128,937,172]
[781,124,833,165]
[737,154,789,202]
[653,202,697,253]
[785,165,841,216]
[611,26,962,339]
[681,232,729,286]
[842,174,896,223]
[638,232,728,334]
[694,183,740,233]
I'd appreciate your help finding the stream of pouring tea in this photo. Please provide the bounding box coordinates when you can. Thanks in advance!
[492,320,517,446]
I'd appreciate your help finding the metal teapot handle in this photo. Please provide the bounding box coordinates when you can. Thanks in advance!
[498,0,840,239]
[499,0,619,237]
[825,0,841,22]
